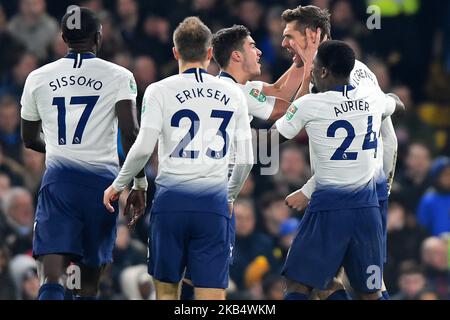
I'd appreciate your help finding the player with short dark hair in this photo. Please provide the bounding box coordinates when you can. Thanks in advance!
[21,7,145,300]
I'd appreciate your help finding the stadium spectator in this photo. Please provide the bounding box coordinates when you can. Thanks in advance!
[273,144,311,195]
[384,200,428,293]
[391,261,427,300]
[116,0,141,54]
[0,245,17,299]
[132,55,157,107]
[259,192,292,238]
[395,142,432,214]
[111,223,147,294]
[7,0,58,62]
[0,4,26,75]
[1,187,34,256]
[0,96,22,163]
[230,199,275,291]
[0,53,38,101]
[420,237,449,299]
[19,267,39,300]
[417,156,450,236]
[261,274,284,300]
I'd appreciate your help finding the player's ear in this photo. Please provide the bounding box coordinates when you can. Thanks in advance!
[206,47,213,61]
[172,47,180,61]
[321,67,329,79]
[230,50,242,63]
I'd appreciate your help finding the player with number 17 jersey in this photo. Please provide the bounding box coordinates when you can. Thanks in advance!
[20,51,137,266]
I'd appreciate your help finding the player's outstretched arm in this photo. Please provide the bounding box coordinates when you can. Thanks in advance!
[386,93,405,113]
[21,119,46,153]
[263,63,304,102]
[116,99,145,179]
[267,98,291,121]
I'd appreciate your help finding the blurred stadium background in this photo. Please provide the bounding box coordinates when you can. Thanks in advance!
[0,0,449,300]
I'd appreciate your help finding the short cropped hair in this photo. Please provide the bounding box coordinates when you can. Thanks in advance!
[316,40,355,78]
[61,7,101,44]
[173,17,212,62]
[282,5,331,40]
[212,25,250,68]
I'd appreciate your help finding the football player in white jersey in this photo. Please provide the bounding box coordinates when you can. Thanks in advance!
[213,25,304,122]
[179,24,305,300]
[20,8,144,299]
[103,17,253,300]
[273,40,403,300]
[280,5,399,300]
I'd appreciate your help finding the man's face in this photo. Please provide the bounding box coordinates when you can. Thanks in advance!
[281,21,307,67]
[310,55,325,92]
[240,36,262,78]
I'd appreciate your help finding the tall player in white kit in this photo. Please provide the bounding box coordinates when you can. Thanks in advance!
[103,17,253,300]
[280,5,400,300]
[20,8,144,300]
[273,41,404,300]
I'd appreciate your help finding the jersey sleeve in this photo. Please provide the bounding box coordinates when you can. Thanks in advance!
[114,70,138,103]
[275,95,313,140]
[233,90,254,165]
[243,81,275,120]
[20,73,40,121]
[140,84,164,133]
[382,94,396,118]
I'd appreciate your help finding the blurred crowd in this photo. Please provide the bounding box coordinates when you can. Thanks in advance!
[0,0,449,300]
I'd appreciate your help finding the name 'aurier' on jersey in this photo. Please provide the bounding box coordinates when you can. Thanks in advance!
[140,68,252,216]
[276,84,396,211]
[20,52,137,188]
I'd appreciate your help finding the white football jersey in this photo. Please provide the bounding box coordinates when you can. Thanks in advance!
[276,85,395,198]
[21,52,137,181]
[218,71,275,121]
[140,68,253,213]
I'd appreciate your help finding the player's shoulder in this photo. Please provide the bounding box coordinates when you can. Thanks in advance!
[93,58,134,77]
[26,59,61,80]
[295,92,328,105]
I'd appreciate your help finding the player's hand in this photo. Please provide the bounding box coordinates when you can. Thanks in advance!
[298,27,324,66]
[228,202,234,218]
[104,185,121,213]
[285,189,309,211]
[125,189,147,230]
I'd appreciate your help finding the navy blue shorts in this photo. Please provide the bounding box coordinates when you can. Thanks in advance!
[148,211,231,289]
[379,199,388,263]
[282,206,384,293]
[33,182,118,267]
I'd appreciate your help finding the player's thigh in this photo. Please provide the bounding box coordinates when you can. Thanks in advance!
[148,211,189,285]
[153,279,181,300]
[282,209,352,290]
[343,207,384,294]
[33,183,84,259]
[195,288,226,300]
[188,212,230,290]
[80,186,118,267]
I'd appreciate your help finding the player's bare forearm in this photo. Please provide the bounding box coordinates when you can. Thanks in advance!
[21,119,46,153]
[267,98,291,121]
[263,64,304,101]
[294,63,312,100]
[116,99,145,178]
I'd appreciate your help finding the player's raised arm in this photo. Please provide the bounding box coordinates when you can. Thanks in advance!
[262,63,304,102]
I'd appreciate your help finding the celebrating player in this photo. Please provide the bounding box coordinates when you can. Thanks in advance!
[20,7,144,300]
[280,5,399,299]
[272,40,404,300]
[103,17,254,300]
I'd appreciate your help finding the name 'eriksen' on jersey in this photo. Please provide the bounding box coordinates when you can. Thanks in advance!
[49,75,103,92]
[334,99,369,117]
[176,87,230,106]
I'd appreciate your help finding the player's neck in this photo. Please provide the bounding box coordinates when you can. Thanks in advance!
[223,65,249,85]
[68,45,96,55]
[179,62,208,73]
[323,78,350,92]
